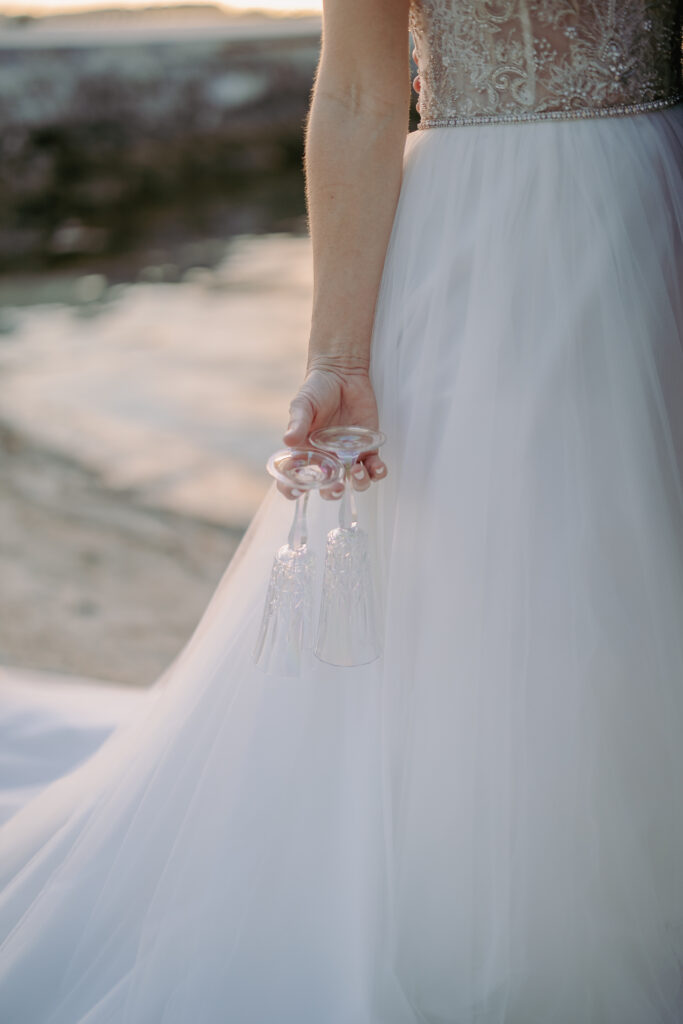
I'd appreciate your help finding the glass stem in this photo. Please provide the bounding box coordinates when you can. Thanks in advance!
[288,491,309,550]
[339,464,358,530]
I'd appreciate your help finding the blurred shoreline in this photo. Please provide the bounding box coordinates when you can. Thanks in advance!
[0,231,312,685]
[0,1,320,684]
[0,9,323,272]
[0,9,414,686]
[0,421,243,687]
[0,13,322,48]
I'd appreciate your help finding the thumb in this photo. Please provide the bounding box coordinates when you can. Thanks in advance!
[283,395,314,447]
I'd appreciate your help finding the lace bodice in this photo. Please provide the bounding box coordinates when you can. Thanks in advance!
[409,0,682,127]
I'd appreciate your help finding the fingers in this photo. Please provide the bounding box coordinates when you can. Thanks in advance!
[283,394,314,447]
[351,462,371,492]
[276,480,303,500]
[277,480,345,502]
[363,453,388,482]
[320,481,346,502]
[280,460,387,503]
[325,455,388,500]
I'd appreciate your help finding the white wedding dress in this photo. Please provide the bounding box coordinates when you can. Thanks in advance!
[1,3,683,1022]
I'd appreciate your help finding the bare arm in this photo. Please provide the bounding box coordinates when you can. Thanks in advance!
[283,0,412,494]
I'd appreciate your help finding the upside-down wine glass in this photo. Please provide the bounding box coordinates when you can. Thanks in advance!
[309,426,387,667]
[253,448,344,677]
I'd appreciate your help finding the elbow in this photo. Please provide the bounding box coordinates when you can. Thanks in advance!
[313,59,411,122]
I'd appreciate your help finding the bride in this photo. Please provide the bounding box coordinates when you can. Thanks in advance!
[1,1,682,1022]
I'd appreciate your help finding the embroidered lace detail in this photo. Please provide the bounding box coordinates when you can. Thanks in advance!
[409,0,683,127]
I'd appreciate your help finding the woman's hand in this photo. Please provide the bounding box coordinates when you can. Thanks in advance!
[282,358,387,500]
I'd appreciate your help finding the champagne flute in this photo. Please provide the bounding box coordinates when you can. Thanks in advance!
[253,448,344,677]
[309,426,387,667]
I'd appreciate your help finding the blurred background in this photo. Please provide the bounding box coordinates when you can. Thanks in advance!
[0,0,418,686]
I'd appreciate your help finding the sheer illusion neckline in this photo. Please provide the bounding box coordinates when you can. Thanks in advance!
[410,0,683,128]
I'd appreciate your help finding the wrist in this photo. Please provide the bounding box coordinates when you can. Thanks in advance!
[305,352,371,377]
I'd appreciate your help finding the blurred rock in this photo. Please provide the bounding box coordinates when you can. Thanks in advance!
[0,14,324,270]
[181,266,214,286]
[0,307,20,336]
[73,273,108,304]
[138,265,166,283]
[49,220,108,256]
[204,70,271,110]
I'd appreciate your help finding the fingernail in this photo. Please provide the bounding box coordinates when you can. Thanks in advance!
[332,484,344,494]
[375,464,386,475]
[291,488,302,497]
[353,466,365,479]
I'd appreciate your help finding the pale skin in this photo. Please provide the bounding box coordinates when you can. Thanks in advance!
[281,0,422,500]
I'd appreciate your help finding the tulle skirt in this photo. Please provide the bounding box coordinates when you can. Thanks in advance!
[1,105,682,1024]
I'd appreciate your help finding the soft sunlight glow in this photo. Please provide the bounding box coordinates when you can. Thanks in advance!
[1,0,322,11]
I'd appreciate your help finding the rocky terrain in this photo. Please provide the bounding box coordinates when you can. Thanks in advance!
[0,8,323,270]
[0,231,312,685]
[0,422,242,686]
[0,8,417,686]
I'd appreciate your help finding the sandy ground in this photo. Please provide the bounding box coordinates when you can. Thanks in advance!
[0,424,242,687]
[0,233,312,685]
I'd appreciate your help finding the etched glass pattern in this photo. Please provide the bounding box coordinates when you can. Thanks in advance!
[409,0,683,127]
[315,526,380,668]
[253,448,343,678]
[253,545,316,677]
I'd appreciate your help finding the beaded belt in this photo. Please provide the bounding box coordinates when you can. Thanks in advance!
[417,93,682,129]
